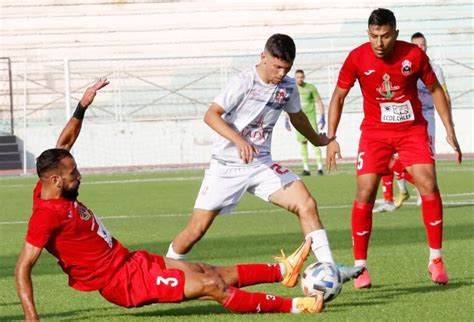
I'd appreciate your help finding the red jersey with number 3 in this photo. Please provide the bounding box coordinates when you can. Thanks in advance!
[337,41,437,136]
[25,181,130,291]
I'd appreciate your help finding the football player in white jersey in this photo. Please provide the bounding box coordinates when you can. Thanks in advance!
[166,34,362,281]
[374,32,452,213]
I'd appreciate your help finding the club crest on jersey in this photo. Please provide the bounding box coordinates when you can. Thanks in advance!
[401,59,412,76]
[275,88,286,104]
[78,206,91,221]
[377,74,400,99]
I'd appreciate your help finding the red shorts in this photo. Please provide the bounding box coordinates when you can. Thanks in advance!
[99,251,185,308]
[356,127,434,176]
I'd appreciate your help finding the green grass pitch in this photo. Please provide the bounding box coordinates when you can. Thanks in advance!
[1,161,473,321]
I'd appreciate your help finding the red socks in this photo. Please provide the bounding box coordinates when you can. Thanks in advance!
[382,174,394,202]
[352,201,374,260]
[236,264,282,288]
[223,287,292,313]
[421,192,443,249]
[390,159,414,184]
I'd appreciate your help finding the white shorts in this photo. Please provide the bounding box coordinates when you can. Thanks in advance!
[422,108,436,153]
[194,159,300,214]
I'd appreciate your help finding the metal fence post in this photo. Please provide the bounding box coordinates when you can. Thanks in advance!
[64,59,71,120]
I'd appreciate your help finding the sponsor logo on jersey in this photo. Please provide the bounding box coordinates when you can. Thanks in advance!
[240,116,272,144]
[401,59,413,76]
[249,89,262,100]
[377,74,400,99]
[364,69,375,76]
[379,100,415,123]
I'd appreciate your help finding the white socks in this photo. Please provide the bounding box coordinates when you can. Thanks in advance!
[355,259,367,267]
[166,243,186,260]
[303,164,310,171]
[396,179,407,193]
[278,263,286,276]
[429,248,442,262]
[306,229,334,263]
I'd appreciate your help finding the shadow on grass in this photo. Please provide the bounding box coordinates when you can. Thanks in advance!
[124,303,228,317]
[329,278,471,311]
[3,279,472,320]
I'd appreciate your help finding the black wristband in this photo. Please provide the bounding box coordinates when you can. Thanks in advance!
[73,102,87,120]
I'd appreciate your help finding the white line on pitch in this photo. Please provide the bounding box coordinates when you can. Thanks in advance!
[1,166,473,188]
[1,199,472,226]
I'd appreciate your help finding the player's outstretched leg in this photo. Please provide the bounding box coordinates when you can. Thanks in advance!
[181,262,324,314]
[166,208,220,260]
[167,239,311,290]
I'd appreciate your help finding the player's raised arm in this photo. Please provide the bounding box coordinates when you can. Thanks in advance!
[56,78,109,151]
[15,242,44,321]
[203,103,258,163]
[427,80,462,164]
[287,110,335,146]
[326,86,350,172]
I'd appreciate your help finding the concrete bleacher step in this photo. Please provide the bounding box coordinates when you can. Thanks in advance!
[0,135,22,170]
[0,151,20,161]
[0,143,19,153]
[0,161,22,170]
[0,135,16,144]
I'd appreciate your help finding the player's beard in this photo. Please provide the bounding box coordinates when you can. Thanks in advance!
[62,182,80,201]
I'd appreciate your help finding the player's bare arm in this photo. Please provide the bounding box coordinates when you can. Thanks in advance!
[204,103,259,163]
[326,86,350,172]
[288,110,334,146]
[15,242,44,321]
[56,78,109,151]
[427,81,462,164]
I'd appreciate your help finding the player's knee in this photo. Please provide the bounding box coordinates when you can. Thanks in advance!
[202,275,227,302]
[416,177,438,195]
[298,196,317,216]
[357,186,378,203]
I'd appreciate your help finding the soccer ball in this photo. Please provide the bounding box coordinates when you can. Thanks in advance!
[301,262,343,302]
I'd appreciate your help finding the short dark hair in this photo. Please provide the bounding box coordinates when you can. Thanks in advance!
[36,148,73,178]
[295,69,304,75]
[264,34,296,62]
[411,32,425,40]
[368,8,396,28]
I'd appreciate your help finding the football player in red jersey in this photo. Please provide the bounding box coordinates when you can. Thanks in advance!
[326,8,462,288]
[15,78,329,321]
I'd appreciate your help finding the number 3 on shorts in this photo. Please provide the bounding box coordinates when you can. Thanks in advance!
[156,276,178,287]
[357,152,365,170]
